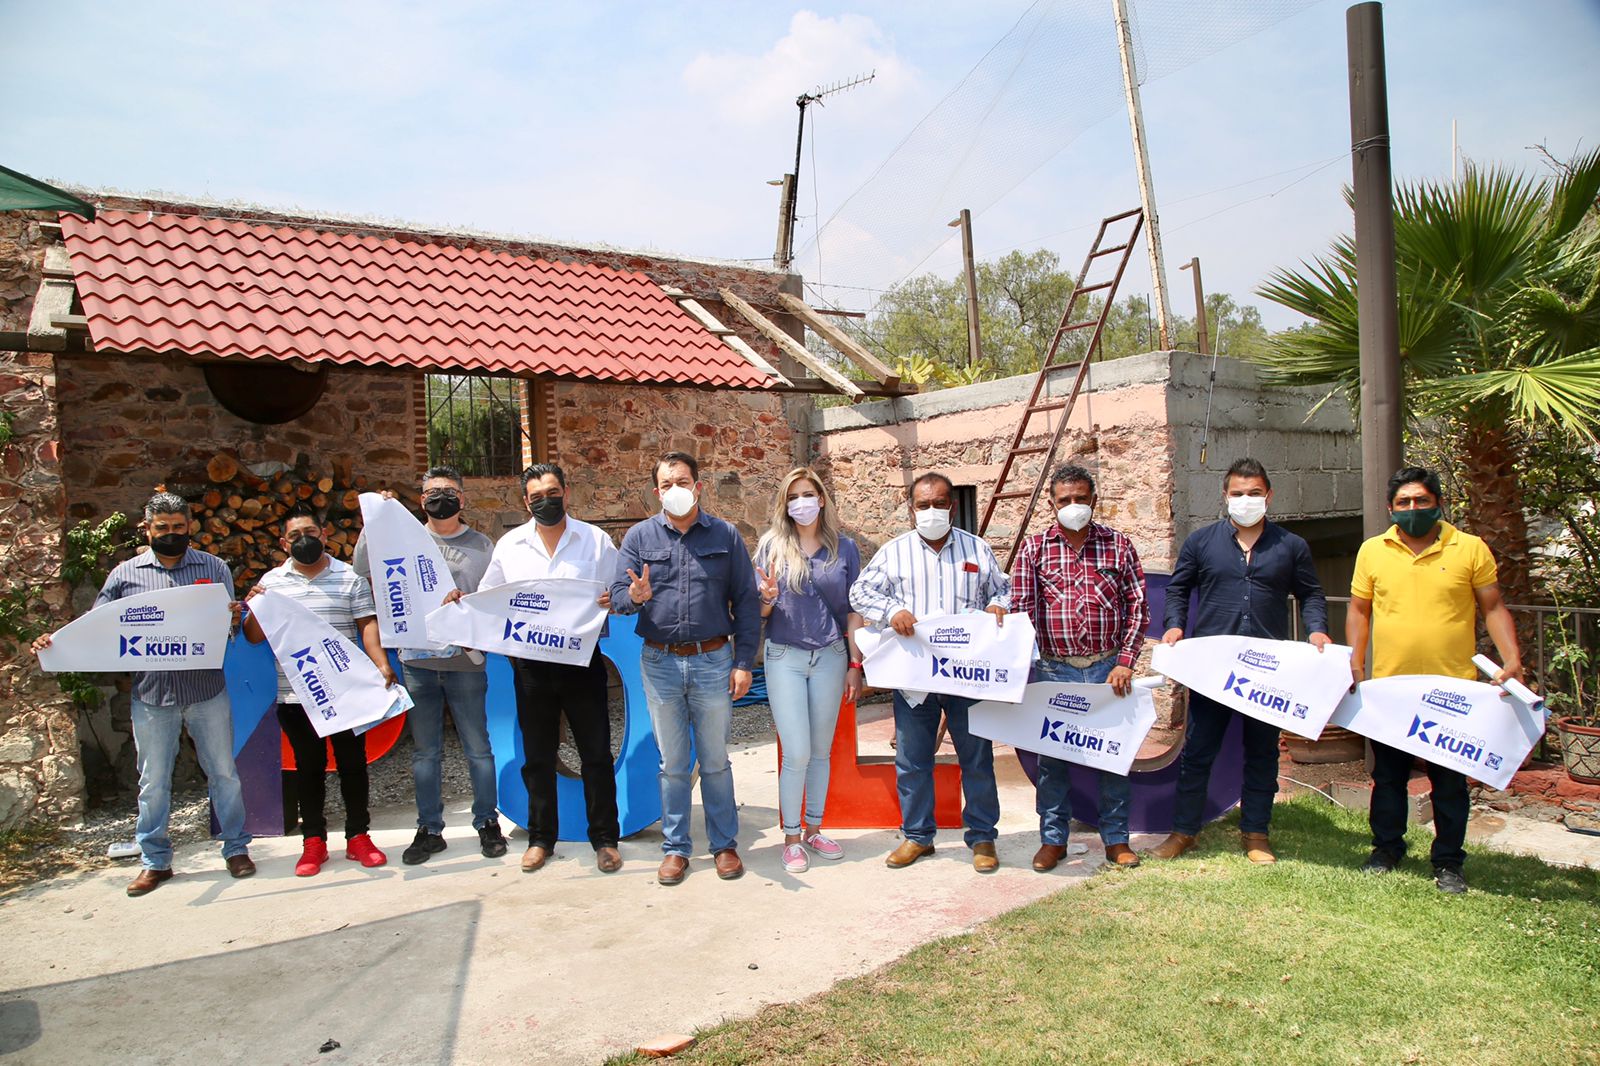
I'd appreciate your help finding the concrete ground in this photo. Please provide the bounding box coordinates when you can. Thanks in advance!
[3,712,1596,1066]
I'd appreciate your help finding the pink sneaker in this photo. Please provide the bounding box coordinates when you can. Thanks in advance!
[804,832,844,861]
[345,833,388,868]
[781,843,809,873]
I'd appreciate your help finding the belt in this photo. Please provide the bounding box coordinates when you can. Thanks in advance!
[645,635,730,656]
[1043,649,1117,669]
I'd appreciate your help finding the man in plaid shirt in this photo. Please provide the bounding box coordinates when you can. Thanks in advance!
[1011,464,1149,873]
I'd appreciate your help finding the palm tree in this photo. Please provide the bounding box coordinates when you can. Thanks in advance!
[1254,150,1600,606]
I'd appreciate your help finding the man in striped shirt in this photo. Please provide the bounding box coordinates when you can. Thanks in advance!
[245,502,395,876]
[850,472,1010,873]
[1011,464,1149,872]
[32,491,253,896]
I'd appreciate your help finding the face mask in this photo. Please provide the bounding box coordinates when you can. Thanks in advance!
[1056,504,1092,532]
[289,534,325,565]
[1390,506,1441,537]
[1227,495,1268,528]
[529,495,565,527]
[786,496,821,526]
[421,492,462,520]
[150,532,190,557]
[915,507,952,540]
[660,485,697,518]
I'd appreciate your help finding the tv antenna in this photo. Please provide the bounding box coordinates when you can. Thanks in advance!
[777,70,875,270]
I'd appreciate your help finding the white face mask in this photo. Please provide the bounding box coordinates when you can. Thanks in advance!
[1227,495,1268,527]
[786,496,821,526]
[660,484,697,518]
[914,507,952,540]
[1056,503,1093,531]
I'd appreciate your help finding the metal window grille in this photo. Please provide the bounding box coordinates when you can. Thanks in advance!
[424,374,529,477]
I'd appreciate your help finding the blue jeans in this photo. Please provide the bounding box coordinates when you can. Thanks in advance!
[131,692,250,870]
[764,639,848,835]
[1031,658,1133,846]
[401,665,497,832]
[1172,691,1280,836]
[641,643,739,856]
[893,690,999,847]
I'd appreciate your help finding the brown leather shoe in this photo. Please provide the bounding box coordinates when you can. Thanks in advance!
[1105,843,1141,868]
[885,839,935,868]
[596,847,622,873]
[972,841,999,873]
[126,868,173,897]
[1241,832,1277,864]
[1150,832,1197,859]
[226,854,256,879]
[521,845,551,873]
[713,848,745,880]
[657,854,689,885]
[1032,844,1068,872]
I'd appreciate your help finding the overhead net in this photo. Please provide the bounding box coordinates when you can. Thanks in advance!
[794,0,1323,305]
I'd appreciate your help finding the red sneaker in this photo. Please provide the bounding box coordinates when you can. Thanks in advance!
[345,833,387,868]
[295,837,329,877]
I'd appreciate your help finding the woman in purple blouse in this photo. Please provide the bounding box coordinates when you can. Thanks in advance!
[755,467,864,873]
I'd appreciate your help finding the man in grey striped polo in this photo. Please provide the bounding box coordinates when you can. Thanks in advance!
[32,491,253,896]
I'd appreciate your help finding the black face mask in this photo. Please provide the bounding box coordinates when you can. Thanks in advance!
[150,532,190,557]
[421,493,463,520]
[529,495,566,527]
[289,535,325,565]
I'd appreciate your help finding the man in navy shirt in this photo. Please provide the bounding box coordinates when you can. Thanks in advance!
[1151,459,1329,865]
[611,451,760,886]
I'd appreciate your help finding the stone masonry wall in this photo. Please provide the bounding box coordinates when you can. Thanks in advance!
[1,213,48,333]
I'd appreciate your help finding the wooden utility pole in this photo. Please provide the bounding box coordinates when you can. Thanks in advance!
[1111,0,1173,350]
[773,174,796,268]
[1179,257,1209,354]
[950,209,983,368]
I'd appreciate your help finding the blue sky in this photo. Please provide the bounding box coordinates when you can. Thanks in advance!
[3,0,1596,330]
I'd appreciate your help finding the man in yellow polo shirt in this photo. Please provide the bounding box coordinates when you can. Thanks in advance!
[1346,466,1523,894]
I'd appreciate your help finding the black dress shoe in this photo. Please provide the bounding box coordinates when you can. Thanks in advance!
[1434,866,1467,894]
[1361,849,1401,875]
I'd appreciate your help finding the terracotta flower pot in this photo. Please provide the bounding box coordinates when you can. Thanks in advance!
[1556,716,1600,785]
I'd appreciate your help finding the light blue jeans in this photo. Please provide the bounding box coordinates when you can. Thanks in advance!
[401,665,497,832]
[131,691,250,870]
[893,691,999,848]
[641,643,739,856]
[1032,657,1133,846]
[764,639,848,835]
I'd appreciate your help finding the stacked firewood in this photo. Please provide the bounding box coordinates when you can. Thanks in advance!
[169,453,404,593]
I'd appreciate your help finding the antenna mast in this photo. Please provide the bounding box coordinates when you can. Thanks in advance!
[781,70,875,271]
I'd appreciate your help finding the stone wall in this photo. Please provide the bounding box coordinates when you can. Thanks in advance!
[0,354,83,828]
[0,213,48,334]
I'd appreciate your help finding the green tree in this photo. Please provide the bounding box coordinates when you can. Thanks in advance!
[1254,152,1600,605]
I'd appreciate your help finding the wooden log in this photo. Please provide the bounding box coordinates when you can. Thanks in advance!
[272,478,292,496]
[202,489,223,509]
[226,493,243,510]
[206,453,239,483]
[342,490,360,511]
[239,498,263,518]
[317,477,334,493]
[311,492,327,508]
[353,474,369,489]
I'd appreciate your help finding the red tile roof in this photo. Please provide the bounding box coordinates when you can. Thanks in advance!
[59,210,776,389]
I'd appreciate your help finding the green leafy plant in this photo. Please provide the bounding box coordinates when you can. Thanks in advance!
[61,512,135,588]
[54,671,103,709]
[0,409,14,448]
[0,587,41,643]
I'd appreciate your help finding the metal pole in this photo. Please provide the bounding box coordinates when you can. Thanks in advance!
[1180,257,1209,354]
[1111,0,1173,350]
[957,209,982,368]
[785,96,811,270]
[1347,1,1404,538]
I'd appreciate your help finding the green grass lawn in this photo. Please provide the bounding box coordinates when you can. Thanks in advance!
[614,797,1600,1065]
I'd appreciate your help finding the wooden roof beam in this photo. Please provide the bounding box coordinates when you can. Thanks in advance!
[716,288,863,399]
[774,292,900,387]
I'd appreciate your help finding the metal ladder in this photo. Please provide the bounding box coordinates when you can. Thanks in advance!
[976,207,1145,569]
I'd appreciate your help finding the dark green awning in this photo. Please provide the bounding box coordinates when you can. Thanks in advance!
[0,163,94,219]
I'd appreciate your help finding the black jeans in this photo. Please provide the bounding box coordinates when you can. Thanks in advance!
[277,703,369,840]
[511,656,619,850]
[1171,691,1281,836]
[1370,740,1469,869]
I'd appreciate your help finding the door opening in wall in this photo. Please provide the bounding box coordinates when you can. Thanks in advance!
[952,485,978,534]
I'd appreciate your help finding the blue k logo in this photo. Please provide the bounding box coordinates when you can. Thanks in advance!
[119,635,142,657]
[1407,715,1436,744]
[1223,672,1249,697]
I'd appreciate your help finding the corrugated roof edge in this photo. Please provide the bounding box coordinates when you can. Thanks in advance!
[57,184,792,277]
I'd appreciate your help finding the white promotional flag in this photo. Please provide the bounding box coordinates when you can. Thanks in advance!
[358,492,459,650]
[970,676,1164,776]
[856,611,1036,705]
[1151,634,1353,740]
[425,578,606,667]
[248,590,401,738]
[1329,675,1545,790]
[38,584,230,673]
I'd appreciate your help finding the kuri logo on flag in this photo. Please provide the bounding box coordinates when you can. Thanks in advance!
[1329,674,1544,790]
[970,676,1164,776]
[425,578,607,667]
[855,612,1036,705]
[358,492,458,650]
[38,584,230,673]
[247,590,404,738]
[1151,634,1353,739]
